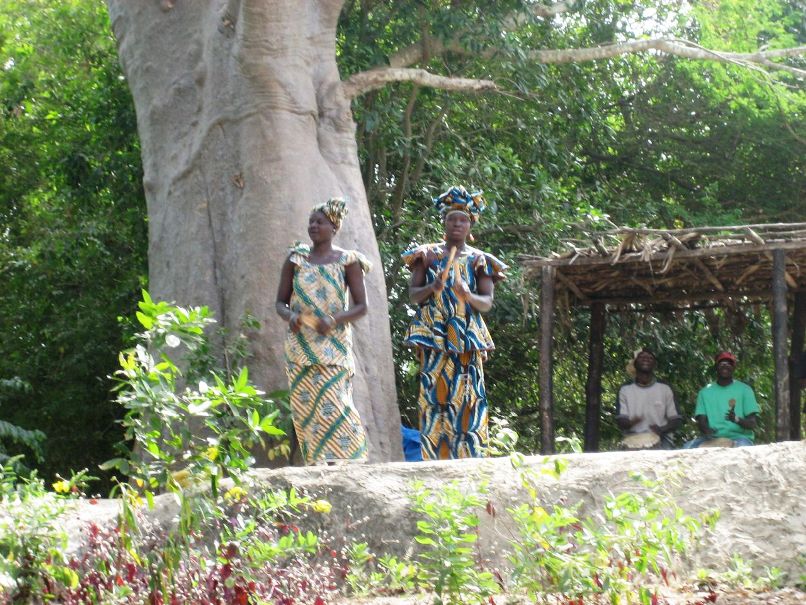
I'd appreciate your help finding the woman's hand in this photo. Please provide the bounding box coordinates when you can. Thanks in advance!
[452,278,471,302]
[289,312,303,333]
[316,314,336,335]
[431,275,445,294]
[409,260,445,304]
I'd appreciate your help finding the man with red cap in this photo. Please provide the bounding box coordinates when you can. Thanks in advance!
[683,351,760,448]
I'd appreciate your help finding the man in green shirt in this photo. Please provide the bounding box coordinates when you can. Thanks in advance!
[683,351,760,448]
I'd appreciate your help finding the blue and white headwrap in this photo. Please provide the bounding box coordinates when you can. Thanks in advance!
[433,186,485,224]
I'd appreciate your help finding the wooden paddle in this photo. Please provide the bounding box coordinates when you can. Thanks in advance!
[440,246,457,283]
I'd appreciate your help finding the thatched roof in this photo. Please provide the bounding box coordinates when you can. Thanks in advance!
[520,223,806,310]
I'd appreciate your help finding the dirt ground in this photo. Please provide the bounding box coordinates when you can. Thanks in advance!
[334,585,806,604]
[675,586,806,604]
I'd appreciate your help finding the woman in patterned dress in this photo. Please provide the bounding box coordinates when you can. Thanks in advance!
[275,198,371,465]
[403,186,507,460]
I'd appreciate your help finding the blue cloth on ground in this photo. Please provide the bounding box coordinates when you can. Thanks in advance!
[401,425,423,461]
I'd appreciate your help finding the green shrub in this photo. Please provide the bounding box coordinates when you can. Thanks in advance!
[0,379,45,472]
[101,291,286,495]
[0,459,79,602]
[410,480,500,605]
[508,460,719,603]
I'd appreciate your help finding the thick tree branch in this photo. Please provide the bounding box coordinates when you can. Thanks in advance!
[757,58,806,78]
[350,38,805,99]
[343,68,497,98]
[384,35,805,83]
[526,39,806,75]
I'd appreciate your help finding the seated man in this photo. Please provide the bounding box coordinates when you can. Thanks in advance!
[684,351,759,448]
[616,348,683,449]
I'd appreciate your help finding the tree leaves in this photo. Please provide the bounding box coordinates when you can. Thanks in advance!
[0,0,145,486]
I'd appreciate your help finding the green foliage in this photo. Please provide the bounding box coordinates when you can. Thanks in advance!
[107,481,326,601]
[345,542,419,597]
[0,459,80,602]
[1,1,802,601]
[798,555,806,590]
[508,462,719,602]
[0,294,337,604]
[555,433,584,454]
[338,0,806,448]
[409,480,500,604]
[0,0,803,483]
[344,456,736,603]
[92,292,300,602]
[699,554,787,591]
[102,291,286,494]
[0,420,44,465]
[0,0,145,486]
[486,415,520,456]
[0,449,336,603]
[0,378,44,469]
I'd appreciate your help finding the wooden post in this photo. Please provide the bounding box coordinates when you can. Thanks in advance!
[789,291,805,440]
[540,266,556,454]
[584,303,606,452]
[772,249,790,441]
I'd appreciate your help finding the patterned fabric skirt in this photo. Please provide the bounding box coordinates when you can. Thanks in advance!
[417,348,488,460]
[286,364,368,465]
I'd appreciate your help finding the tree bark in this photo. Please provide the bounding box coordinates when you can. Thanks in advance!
[584,303,605,452]
[771,249,789,441]
[789,292,805,439]
[539,266,555,454]
[106,0,402,462]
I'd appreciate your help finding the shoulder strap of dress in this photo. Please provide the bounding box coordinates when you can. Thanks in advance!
[341,249,372,273]
[468,248,509,281]
[401,243,442,269]
[287,241,311,265]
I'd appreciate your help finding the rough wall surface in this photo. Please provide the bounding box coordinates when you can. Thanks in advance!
[61,442,806,579]
[254,441,806,578]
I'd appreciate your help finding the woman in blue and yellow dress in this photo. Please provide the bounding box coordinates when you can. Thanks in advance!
[403,186,507,460]
[275,198,371,465]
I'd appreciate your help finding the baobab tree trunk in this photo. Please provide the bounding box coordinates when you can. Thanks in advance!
[106,0,403,462]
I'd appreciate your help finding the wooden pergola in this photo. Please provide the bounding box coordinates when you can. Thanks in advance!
[521,223,806,453]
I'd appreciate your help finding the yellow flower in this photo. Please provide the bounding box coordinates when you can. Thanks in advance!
[310,499,332,514]
[203,446,219,461]
[52,480,71,494]
[171,469,192,488]
[224,486,248,502]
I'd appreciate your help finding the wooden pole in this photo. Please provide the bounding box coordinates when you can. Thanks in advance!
[584,303,606,452]
[789,291,805,440]
[772,249,790,441]
[540,266,556,454]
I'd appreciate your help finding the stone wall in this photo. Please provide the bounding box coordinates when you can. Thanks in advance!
[59,441,806,579]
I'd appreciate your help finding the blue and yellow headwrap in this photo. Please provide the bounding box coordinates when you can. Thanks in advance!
[433,186,485,224]
[311,197,348,230]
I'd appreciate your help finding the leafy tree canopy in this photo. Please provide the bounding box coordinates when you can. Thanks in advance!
[0,0,803,479]
[0,1,146,484]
